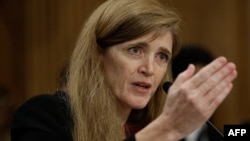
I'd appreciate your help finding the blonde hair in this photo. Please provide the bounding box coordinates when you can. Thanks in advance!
[67,0,181,140]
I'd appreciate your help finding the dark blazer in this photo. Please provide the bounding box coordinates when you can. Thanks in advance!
[11,91,136,141]
[11,91,73,141]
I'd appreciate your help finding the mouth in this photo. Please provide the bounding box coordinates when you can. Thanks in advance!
[131,82,152,93]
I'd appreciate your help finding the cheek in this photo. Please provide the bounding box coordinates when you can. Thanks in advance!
[103,57,127,78]
[103,60,120,84]
[154,67,168,86]
[103,51,135,80]
[102,56,131,90]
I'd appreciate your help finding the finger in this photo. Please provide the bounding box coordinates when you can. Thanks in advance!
[188,57,228,89]
[195,62,236,95]
[207,69,237,104]
[206,83,234,117]
[199,70,237,118]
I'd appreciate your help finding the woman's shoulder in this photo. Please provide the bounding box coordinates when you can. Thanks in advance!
[30,90,66,104]
[22,90,66,103]
[12,90,71,123]
[15,91,69,115]
[11,91,73,141]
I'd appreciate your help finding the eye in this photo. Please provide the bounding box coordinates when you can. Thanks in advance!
[129,47,141,55]
[157,53,169,62]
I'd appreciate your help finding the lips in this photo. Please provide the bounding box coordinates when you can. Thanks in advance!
[131,81,152,94]
[132,82,151,88]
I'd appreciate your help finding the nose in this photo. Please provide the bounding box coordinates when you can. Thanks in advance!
[138,57,154,77]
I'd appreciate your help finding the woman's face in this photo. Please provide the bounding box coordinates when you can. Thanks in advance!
[102,30,173,112]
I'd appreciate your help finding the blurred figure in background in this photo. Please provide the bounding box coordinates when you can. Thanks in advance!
[172,44,214,79]
[171,44,222,141]
[0,85,12,141]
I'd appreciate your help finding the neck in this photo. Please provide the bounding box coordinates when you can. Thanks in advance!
[118,103,132,125]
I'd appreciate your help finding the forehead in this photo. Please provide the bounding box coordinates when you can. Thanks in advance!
[123,29,173,51]
[134,28,173,42]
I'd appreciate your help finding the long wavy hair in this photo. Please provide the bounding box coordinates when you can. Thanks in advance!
[66,0,182,140]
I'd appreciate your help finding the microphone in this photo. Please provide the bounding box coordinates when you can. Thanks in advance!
[162,81,224,140]
[163,81,172,93]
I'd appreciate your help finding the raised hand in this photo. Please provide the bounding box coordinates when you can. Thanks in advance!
[162,56,237,139]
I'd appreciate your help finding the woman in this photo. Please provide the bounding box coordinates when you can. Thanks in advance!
[11,0,237,141]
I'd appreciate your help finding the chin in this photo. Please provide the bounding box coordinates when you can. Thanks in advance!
[130,102,148,109]
[126,96,151,109]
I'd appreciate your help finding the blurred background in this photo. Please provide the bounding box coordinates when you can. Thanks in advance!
[0,0,249,139]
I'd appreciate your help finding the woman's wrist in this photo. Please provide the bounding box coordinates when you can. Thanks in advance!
[135,115,180,141]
